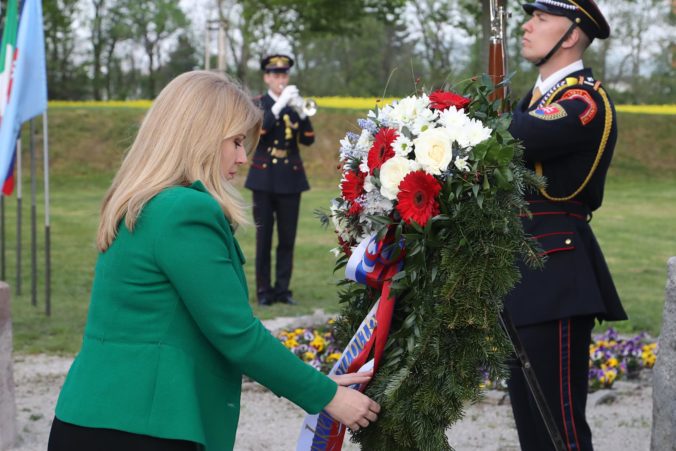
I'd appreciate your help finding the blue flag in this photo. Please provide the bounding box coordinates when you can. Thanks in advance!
[0,0,48,185]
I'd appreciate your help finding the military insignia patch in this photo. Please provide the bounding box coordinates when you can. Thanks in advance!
[561,89,598,125]
[529,104,568,120]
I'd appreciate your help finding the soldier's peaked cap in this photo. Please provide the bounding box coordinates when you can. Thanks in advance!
[260,54,294,73]
[523,0,610,40]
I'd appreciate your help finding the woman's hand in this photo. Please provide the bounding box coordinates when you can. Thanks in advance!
[323,386,380,432]
[329,370,374,387]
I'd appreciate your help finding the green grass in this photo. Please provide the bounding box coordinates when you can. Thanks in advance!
[2,107,674,354]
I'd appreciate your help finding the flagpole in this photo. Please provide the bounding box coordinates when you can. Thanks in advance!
[42,110,50,316]
[15,137,21,296]
[0,194,4,281]
[29,118,37,306]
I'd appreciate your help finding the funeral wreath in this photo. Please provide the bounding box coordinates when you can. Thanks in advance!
[318,76,543,451]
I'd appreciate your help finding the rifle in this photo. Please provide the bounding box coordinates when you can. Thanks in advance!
[488,0,509,107]
[487,2,566,450]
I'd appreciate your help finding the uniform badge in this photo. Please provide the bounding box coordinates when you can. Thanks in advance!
[529,103,568,120]
[561,89,598,125]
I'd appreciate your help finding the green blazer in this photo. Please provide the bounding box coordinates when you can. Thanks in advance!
[55,181,337,450]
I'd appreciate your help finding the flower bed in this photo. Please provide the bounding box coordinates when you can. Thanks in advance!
[276,321,343,374]
[278,323,659,392]
[588,328,657,390]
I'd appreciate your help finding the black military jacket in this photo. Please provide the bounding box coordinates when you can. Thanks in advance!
[244,93,315,194]
[504,68,627,326]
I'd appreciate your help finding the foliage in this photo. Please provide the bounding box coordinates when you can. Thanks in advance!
[24,0,675,102]
[324,77,544,450]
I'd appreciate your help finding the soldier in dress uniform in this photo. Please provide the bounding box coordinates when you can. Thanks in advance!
[245,54,315,306]
[504,1,627,449]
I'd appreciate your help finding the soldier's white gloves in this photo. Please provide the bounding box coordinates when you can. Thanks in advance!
[271,85,299,118]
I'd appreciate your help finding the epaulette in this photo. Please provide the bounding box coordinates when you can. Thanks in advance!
[575,75,603,91]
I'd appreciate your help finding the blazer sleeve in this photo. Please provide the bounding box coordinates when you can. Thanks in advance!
[154,193,337,414]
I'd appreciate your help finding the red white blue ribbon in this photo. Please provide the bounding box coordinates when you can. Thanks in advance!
[296,232,403,450]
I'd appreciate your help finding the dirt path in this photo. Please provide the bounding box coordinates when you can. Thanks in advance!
[10,353,652,451]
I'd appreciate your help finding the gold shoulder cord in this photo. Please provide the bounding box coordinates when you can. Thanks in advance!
[534,83,613,202]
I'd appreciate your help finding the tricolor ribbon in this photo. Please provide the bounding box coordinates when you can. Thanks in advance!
[296,232,403,451]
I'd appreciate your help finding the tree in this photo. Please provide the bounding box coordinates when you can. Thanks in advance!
[43,0,88,99]
[123,0,189,97]
[156,33,200,91]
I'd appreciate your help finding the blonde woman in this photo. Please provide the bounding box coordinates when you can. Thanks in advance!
[48,71,379,451]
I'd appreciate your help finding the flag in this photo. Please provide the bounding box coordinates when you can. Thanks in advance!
[0,0,48,194]
[0,0,19,194]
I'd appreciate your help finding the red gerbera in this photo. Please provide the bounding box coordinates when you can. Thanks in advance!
[429,90,471,111]
[367,128,398,175]
[396,171,442,227]
[347,201,363,216]
[341,170,366,202]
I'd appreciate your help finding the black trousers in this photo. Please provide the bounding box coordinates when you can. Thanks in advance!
[507,315,595,451]
[252,190,301,300]
[48,417,200,451]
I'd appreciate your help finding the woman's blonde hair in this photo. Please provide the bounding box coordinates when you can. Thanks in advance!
[97,71,262,251]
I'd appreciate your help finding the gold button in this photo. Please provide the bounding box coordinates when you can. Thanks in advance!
[284,159,289,164]
[272,158,278,164]
[565,238,572,245]
[293,165,298,170]
[262,163,267,168]
[274,140,279,144]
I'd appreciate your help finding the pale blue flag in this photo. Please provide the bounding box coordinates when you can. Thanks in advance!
[0,0,48,181]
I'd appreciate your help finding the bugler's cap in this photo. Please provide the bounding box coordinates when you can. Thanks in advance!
[260,54,294,73]
[522,0,610,39]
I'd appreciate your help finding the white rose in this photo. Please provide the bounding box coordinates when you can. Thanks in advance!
[379,156,418,200]
[413,127,454,175]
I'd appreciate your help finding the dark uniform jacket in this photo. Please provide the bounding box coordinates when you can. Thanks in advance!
[245,93,315,194]
[505,68,627,327]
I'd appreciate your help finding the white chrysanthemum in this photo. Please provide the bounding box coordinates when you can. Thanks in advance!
[359,160,370,174]
[454,156,471,172]
[437,107,471,145]
[379,156,419,200]
[360,190,394,216]
[413,127,454,175]
[457,118,492,148]
[392,135,413,157]
[389,94,430,130]
[367,103,395,128]
[437,106,470,130]
[355,129,374,152]
[409,107,438,135]
[363,175,376,192]
[330,200,345,234]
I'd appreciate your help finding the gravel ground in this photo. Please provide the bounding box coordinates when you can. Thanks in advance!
[6,312,654,450]
[9,353,652,451]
